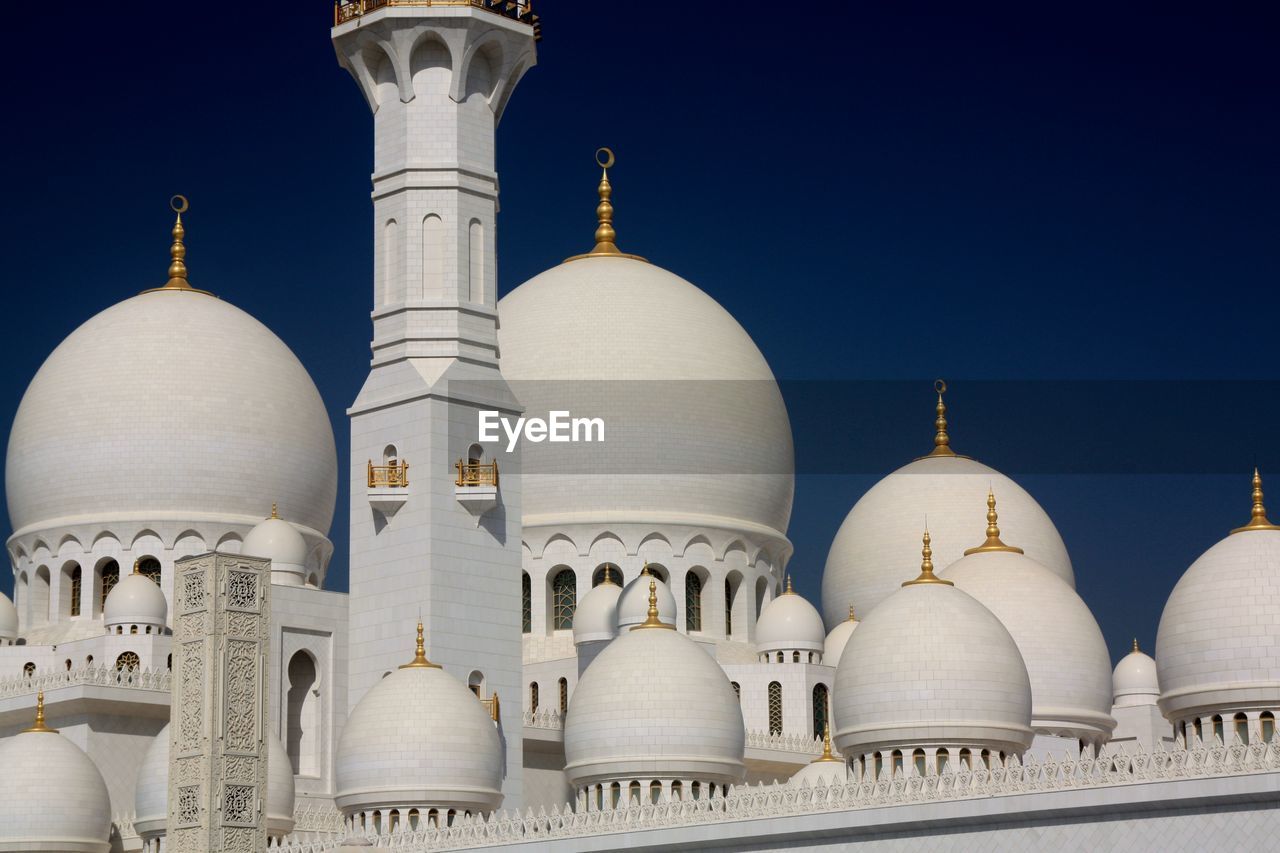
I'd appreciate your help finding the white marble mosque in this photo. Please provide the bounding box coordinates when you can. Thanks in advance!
[0,2,1276,851]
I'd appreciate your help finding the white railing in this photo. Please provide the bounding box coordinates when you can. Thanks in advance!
[522,708,564,730]
[744,730,823,754]
[0,665,170,698]
[291,801,347,837]
[266,735,1280,851]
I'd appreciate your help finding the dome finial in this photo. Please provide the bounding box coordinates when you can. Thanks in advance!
[131,558,141,575]
[903,528,953,587]
[564,148,647,263]
[1231,468,1280,534]
[270,502,280,520]
[25,691,57,734]
[926,379,957,457]
[848,604,856,622]
[784,574,795,595]
[164,195,191,289]
[631,580,675,631]
[1132,637,1140,653]
[812,722,841,763]
[601,564,616,586]
[963,490,1025,555]
[400,622,442,669]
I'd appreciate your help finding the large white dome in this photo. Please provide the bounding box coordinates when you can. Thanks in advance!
[565,586,745,788]
[6,288,337,539]
[822,453,1072,627]
[0,704,111,853]
[941,515,1114,743]
[1156,483,1280,723]
[833,535,1033,758]
[497,254,793,539]
[335,629,503,815]
[134,723,295,840]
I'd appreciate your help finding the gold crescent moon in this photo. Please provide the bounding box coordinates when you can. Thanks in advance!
[595,147,615,169]
[170,194,190,214]
[934,379,947,395]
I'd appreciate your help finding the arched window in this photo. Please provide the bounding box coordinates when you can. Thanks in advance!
[980,749,991,769]
[1262,712,1275,742]
[388,809,400,833]
[913,749,926,776]
[776,651,783,663]
[468,671,485,697]
[691,781,701,801]
[731,681,741,701]
[792,651,800,663]
[671,780,682,801]
[936,748,950,774]
[558,677,568,713]
[22,662,34,677]
[31,566,50,626]
[891,749,904,776]
[959,748,972,770]
[64,659,71,671]
[609,782,621,808]
[66,564,82,618]
[116,651,140,672]
[1192,718,1203,743]
[724,577,733,636]
[1234,712,1249,745]
[685,571,702,632]
[649,781,661,804]
[873,753,883,779]
[100,560,120,611]
[529,682,539,712]
[768,681,783,735]
[408,809,420,831]
[812,683,829,738]
[628,781,641,805]
[552,569,576,630]
[287,651,320,776]
[1212,714,1224,743]
[138,557,161,585]
[521,572,532,634]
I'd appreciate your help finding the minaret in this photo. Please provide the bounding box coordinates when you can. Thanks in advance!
[333,2,538,807]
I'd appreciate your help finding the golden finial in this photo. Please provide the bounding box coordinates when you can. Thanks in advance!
[270,503,280,520]
[1132,637,1140,653]
[924,379,959,457]
[848,605,856,622]
[145,196,212,295]
[25,691,57,734]
[631,580,675,631]
[813,722,842,763]
[600,564,616,586]
[565,148,647,263]
[903,529,953,587]
[132,558,141,575]
[784,575,795,595]
[400,622,442,669]
[640,562,651,577]
[963,490,1025,555]
[1230,468,1280,534]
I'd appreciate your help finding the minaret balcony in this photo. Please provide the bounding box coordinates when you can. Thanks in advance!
[455,460,498,516]
[367,460,410,517]
[333,0,542,39]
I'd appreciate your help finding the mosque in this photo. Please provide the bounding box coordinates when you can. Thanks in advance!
[0,2,1276,851]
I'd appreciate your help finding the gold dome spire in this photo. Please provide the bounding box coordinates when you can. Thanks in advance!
[631,580,675,631]
[599,564,617,586]
[903,529,953,587]
[25,691,57,734]
[917,380,968,460]
[812,722,842,764]
[847,604,857,622]
[1132,637,1140,653]
[963,490,1025,555]
[270,503,280,520]
[1230,468,1280,534]
[783,574,795,595]
[399,622,442,669]
[565,148,647,263]
[144,195,213,295]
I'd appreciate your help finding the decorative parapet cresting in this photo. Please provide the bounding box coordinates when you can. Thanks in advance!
[332,0,542,41]
[0,664,170,698]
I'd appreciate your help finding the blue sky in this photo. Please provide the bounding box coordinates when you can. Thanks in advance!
[2,3,1278,661]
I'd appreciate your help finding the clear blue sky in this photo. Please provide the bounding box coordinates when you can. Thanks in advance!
[2,3,1278,662]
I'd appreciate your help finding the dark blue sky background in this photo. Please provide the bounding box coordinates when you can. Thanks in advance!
[2,3,1278,662]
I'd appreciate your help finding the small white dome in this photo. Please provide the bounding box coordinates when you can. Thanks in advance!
[565,588,745,788]
[616,570,676,630]
[822,608,860,670]
[573,577,623,645]
[0,590,17,640]
[1156,485,1280,723]
[135,723,296,841]
[822,450,1073,627]
[0,703,111,852]
[1114,642,1160,707]
[497,255,794,540]
[942,542,1115,743]
[267,731,298,836]
[336,629,503,815]
[5,288,338,540]
[242,510,309,586]
[134,725,170,840]
[834,536,1033,758]
[755,582,826,656]
[104,569,168,630]
[788,735,848,788]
